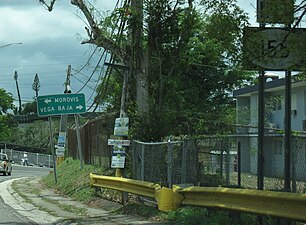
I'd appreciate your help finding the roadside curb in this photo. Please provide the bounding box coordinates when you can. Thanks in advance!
[0,177,60,224]
[0,177,164,225]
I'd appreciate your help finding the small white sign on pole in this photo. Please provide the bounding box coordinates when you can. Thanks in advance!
[108,139,130,146]
[111,146,126,168]
[114,117,129,136]
[56,147,65,156]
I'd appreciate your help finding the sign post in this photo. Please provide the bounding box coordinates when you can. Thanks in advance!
[48,116,57,183]
[37,93,86,173]
[109,117,129,203]
[244,2,296,224]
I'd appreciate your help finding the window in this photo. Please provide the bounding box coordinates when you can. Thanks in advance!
[269,95,282,111]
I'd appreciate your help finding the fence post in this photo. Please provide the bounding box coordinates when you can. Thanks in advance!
[220,150,224,180]
[226,139,230,186]
[10,149,13,161]
[181,140,187,184]
[167,140,173,188]
[238,142,241,187]
[292,137,296,193]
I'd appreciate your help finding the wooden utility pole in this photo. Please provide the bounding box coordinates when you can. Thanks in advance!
[14,71,22,114]
[131,0,149,115]
[57,65,71,164]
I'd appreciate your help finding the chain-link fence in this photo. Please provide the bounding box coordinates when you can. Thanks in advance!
[132,140,199,187]
[131,134,306,193]
[1,148,52,167]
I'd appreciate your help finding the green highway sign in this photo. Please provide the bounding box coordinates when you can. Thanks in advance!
[37,93,86,117]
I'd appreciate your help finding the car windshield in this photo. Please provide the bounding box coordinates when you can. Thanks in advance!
[0,155,7,160]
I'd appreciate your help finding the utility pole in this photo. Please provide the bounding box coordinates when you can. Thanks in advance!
[57,65,71,164]
[131,0,149,115]
[64,65,71,94]
[14,71,22,114]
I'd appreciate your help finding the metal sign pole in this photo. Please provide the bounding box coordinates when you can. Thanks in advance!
[257,69,265,191]
[284,24,292,192]
[48,116,57,183]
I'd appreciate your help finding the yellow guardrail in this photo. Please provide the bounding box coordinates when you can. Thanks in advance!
[89,173,306,222]
[90,173,160,199]
[174,186,306,222]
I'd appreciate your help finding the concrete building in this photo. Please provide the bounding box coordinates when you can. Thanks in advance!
[233,76,306,181]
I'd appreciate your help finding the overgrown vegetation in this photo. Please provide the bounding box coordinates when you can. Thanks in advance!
[42,158,279,224]
[37,0,257,140]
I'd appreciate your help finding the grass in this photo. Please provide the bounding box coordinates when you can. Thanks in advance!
[42,158,282,224]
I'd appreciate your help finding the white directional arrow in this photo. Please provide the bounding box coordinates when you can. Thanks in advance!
[44,99,51,104]
[76,105,83,110]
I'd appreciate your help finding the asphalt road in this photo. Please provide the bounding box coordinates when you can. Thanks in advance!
[0,164,51,225]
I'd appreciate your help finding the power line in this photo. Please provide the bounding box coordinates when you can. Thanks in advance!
[76,49,106,93]
[0,82,61,86]
[71,75,95,91]
[0,61,84,68]
[71,46,99,75]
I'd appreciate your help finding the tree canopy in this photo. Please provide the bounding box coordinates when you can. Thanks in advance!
[39,0,257,140]
[0,88,16,141]
[0,88,14,115]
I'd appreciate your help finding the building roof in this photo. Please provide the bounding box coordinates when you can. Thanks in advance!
[233,77,306,97]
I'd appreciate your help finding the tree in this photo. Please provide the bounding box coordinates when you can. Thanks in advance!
[32,73,40,99]
[0,88,16,141]
[21,101,37,115]
[8,120,55,150]
[0,88,15,115]
[39,0,255,140]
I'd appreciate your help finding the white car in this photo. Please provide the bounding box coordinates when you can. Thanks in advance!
[0,153,12,176]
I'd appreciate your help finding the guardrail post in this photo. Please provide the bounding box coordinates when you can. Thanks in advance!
[155,186,184,212]
[155,187,174,211]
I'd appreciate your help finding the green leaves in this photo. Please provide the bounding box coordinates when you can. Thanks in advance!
[0,88,14,115]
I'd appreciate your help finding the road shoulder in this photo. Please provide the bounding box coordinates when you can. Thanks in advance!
[0,177,162,225]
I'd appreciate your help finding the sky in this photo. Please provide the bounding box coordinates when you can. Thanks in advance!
[0,0,116,110]
[0,0,258,110]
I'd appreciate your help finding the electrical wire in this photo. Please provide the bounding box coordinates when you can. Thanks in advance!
[76,49,106,93]
[71,46,99,75]
[90,0,129,111]
[85,52,109,104]
[71,75,95,91]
